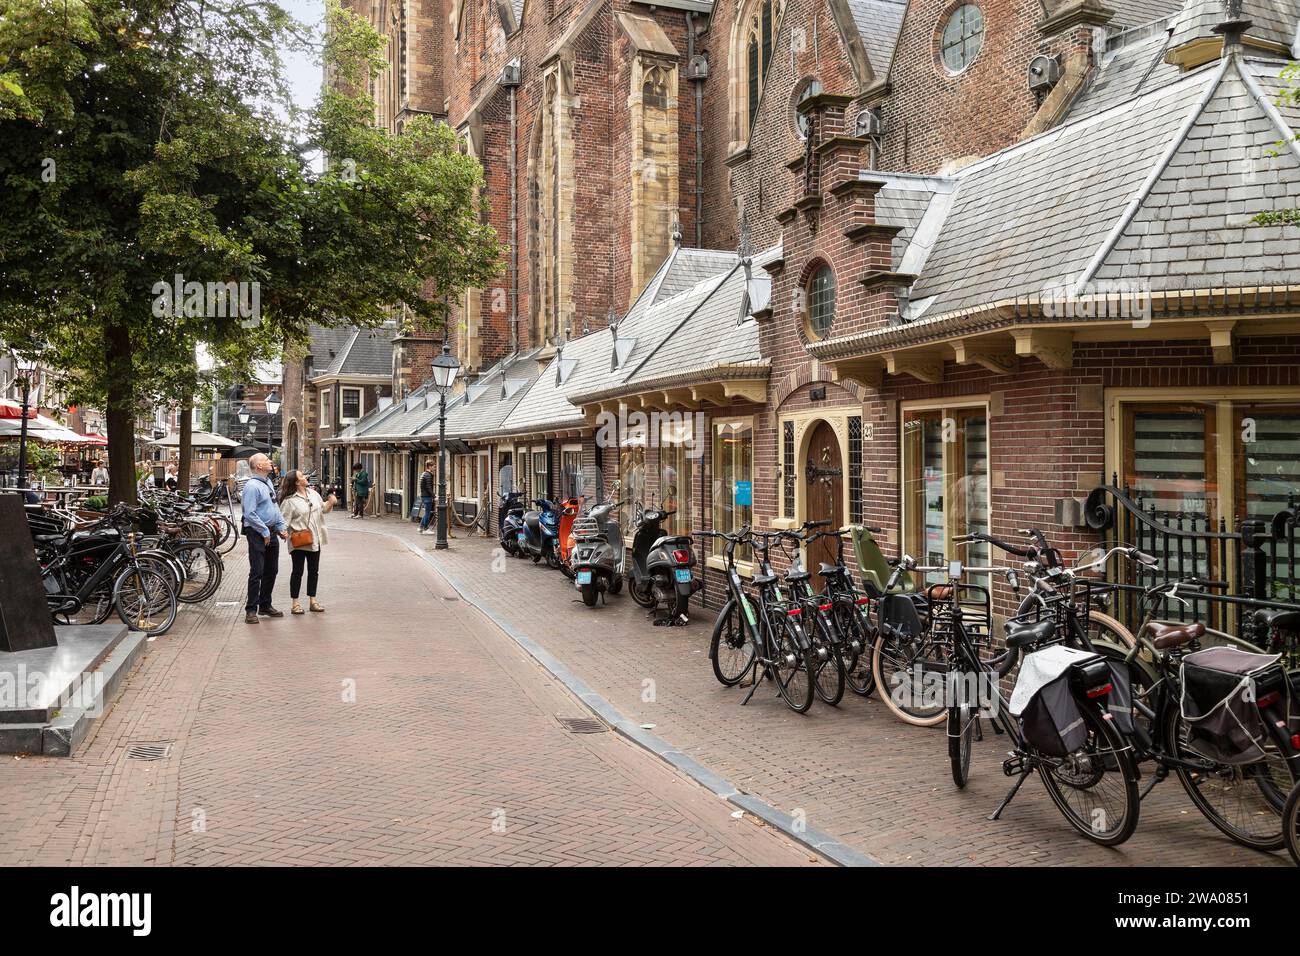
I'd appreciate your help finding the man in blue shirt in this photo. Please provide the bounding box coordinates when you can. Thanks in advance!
[241,453,287,624]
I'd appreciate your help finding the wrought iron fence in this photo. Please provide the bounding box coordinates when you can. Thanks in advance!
[1085,478,1300,642]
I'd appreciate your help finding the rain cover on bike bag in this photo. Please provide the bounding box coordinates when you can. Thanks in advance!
[1010,645,1100,757]
[1179,646,1286,765]
[1104,661,1136,736]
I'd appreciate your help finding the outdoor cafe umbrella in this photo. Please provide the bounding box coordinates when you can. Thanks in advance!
[148,431,239,450]
[0,398,37,420]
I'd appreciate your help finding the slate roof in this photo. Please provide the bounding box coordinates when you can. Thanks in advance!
[305,324,355,375]
[312,323,395,379]
[1168,0,1297,52]
[903,55,1300,320]
[492,334,607,435]
[846,0,908,77]
[1104,0,1184,29]
[1067,26,1184,119]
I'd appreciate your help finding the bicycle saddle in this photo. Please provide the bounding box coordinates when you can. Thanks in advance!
[752,572,778,586]
[784,569,811,583]
[925,584,954,601]
[1005,619,1056,649]
[818,562,847,577]
[1148,621,1205,650]
[1254,607,1300,631]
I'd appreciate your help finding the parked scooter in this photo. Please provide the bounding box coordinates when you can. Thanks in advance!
[519,498,562,568]
[627,504,700,624]
[556,496,583,579]
[498,490,526,556]
[570,495,626,607]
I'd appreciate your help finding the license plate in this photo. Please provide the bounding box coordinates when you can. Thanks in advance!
[576,570,593,585]
[674,568,692,583]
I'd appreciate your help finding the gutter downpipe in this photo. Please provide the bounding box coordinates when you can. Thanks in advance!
[509,82,519,354]
[689,12,705,248]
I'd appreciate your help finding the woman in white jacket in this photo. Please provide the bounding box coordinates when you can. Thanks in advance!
[277,470,337,615]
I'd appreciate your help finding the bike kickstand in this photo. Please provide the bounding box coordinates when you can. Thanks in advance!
[974,716,984,743]
[1138,764,1167,801]
[740,666,764,706]
[988,771,1030,822]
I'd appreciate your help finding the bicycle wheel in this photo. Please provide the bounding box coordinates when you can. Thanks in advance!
[52,587,114,626]
[1038,702,1140,846]
[710,599,756,686]
[835,602,876,697]
[1284,782,1300,866]
[113,566,177,636]
[1165,697,1299,851]
[771,613,814,714]
[173,544,222,603]
[211,514,239,555]
[948,703,974,789]
[872,626,948,726]
[810,614,845,706]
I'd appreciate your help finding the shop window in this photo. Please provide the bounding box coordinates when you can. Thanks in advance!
[561,445,584,499]
[660,417,696,535]
[714,418,754,562]
[902,406,988,583]
[532,447,549,501]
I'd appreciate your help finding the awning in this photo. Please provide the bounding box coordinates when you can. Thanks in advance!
[0,399,36,420]
[0,414,83,443]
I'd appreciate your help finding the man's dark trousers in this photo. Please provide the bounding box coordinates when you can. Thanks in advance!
[245,528,280,612]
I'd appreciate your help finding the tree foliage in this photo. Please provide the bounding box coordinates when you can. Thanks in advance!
[0,0,502,502]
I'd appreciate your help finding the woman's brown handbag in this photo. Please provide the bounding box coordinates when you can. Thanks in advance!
[289,528,314,549]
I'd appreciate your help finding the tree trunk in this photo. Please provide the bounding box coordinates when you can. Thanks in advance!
[178,392,193,492]
[105,321,136,506]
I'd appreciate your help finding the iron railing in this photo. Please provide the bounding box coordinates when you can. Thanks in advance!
[1085,478,1300,642]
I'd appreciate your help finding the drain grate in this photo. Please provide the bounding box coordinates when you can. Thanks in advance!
[125,742,172,761]
[557,716,607,734]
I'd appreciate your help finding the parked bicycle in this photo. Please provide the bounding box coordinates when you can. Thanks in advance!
[698,526,816,713]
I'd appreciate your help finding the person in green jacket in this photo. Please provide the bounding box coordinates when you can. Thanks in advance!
[350,462,371,518]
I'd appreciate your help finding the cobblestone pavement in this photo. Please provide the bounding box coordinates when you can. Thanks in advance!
[0,521,815,867]
[366,515,1291,867]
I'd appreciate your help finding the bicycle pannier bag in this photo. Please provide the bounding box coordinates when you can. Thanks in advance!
[1179,646,1286,765]
[1010,645,1100,757]
[1101,661,1135,736]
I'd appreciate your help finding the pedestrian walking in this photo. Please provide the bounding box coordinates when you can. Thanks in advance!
[418,458,435,535]
[90,460,109,485]
[241,452,287,624]
[350,462,370,518]
[278,469,337,615]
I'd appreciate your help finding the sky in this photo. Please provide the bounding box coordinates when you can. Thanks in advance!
[280,0,326,117]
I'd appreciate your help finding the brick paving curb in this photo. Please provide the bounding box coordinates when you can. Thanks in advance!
[353,525,879,868]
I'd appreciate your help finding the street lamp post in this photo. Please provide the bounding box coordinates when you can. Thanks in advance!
[16,373,31,490]
[430,345,460,551]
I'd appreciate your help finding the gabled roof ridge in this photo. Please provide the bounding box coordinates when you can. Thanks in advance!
[959,57,1223,182]
[1076,53,1233,291]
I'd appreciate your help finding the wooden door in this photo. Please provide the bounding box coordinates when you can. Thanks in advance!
[804,420,844,570]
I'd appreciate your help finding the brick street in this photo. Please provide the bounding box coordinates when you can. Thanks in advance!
[0,523,815,867]
[366,516,1292,868]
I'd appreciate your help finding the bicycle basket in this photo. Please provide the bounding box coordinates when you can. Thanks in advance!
[1179,646,1287,765]
[1010,645,1102,757]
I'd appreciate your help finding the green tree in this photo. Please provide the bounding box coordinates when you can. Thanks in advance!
[0,0,501,503]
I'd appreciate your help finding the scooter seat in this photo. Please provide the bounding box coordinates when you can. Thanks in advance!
[525,513,541,532]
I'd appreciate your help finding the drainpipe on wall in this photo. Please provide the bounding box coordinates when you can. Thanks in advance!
[687,13,707,249]
[509,82,519,354]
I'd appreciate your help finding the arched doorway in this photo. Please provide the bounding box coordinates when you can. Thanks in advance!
[286,420,299,471]
[803,420,843,569]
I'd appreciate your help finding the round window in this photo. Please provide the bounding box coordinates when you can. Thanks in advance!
[807,266,836,339]
[794,78,823,138]
[940,5,984,74]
